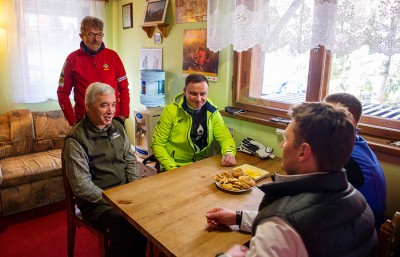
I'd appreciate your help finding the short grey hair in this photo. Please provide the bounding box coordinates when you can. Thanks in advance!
[80,16,104,35]
[85,82,115,105]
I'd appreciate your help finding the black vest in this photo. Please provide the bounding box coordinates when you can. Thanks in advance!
[67,116,129,190]
[253,170,377,257]
[66,115,130,222]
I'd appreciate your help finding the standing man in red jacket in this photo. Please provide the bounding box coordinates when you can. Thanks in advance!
[58,16,130,126]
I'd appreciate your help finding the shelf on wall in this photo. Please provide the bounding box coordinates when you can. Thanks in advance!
[140,23,169,38]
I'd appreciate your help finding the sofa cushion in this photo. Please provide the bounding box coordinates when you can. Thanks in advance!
[0,114,14,159]
[0,144,14,160]
[33,112,51,140]
[32,112,54,152]
[0,114,10,142]
[46,110,70,148]
[0,149,62,188]
[7,109,34,155]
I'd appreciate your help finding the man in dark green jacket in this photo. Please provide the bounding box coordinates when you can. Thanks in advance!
[62,82,146,257]
[152,74,236,171]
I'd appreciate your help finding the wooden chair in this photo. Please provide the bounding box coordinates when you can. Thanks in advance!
[143,154,161,173]
[378,211,400,257]
[61,159,109,257]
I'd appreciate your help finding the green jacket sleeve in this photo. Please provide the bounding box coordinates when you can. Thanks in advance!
[211,111,236,156]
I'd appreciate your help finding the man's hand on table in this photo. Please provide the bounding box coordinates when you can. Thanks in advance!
[225,244,249,257]
[205,207,236,228]
[221,153,236,167]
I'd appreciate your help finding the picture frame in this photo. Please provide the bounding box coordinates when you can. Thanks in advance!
[143,0,169,26]
[182,29,219,81]
[154,32,162,44]
[176,0,207,24]
[122,3,133,29]
[140,48,163,70]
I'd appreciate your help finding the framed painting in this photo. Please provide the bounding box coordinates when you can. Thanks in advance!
[140,48,163,70]
[182,29,218,81]
[122,3,133,29]
[143,0,169,26]
[176,0,207,24]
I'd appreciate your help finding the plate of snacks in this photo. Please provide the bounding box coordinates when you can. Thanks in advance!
[232,164,270,181]
[214,170,256,193]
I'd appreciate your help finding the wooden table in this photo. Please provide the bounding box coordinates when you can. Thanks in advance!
[103,152,283,257]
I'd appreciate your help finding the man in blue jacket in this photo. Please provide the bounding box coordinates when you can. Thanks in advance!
[325,92,387,230]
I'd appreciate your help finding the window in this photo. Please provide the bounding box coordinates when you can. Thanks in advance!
[233,46,400,140]
[5,0,105,103]
[208,0,400,143]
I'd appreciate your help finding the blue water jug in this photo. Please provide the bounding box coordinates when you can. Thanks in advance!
[140,69,165,107]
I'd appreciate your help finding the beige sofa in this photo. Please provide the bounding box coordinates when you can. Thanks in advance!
[0,109,70,215]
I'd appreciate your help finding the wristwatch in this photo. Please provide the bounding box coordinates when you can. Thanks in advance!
[236,210,243,225]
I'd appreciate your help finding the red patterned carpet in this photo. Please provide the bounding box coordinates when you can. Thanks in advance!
[0,201,99,257]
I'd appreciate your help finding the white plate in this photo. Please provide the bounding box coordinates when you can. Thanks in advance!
[215,181,252,193]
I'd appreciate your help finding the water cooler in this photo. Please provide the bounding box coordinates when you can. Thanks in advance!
[134,69,165,159]
[140,69,165,107]
[134,107,163,158]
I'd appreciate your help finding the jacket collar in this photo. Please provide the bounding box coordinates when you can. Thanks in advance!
[82,114,113,139]
[174,93,218,113]
[259,169,349,196]
[80,41,105,56]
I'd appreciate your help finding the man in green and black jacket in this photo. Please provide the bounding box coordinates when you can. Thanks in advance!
[152,74,236,171]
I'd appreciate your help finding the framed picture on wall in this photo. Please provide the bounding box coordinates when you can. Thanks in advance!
[140,48,163,70]
[143,0,169,26]
[176,0,207,24]
[122,3,133,29]
[182,29,218,81]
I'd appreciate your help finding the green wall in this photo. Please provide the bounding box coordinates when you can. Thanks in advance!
[0,0,398,218]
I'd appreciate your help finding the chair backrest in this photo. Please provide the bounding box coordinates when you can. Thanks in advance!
[379,211,400,257]
[61,157,97,226]
[143,154,161,172]
[61,157,109,257]
[62,158,77,218]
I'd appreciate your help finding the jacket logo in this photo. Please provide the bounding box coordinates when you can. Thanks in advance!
[103,64,110,71]
[177,119,183,123]
[112,131,120,139]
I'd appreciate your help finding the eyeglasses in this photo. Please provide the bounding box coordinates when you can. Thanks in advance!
[86,32,104,38]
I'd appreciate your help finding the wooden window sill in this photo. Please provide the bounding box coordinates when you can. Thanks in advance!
[221,110,400,157]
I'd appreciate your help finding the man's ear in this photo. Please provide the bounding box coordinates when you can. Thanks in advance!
[79,34,84,40]
[85,102,90,112]
[298,143,312,162]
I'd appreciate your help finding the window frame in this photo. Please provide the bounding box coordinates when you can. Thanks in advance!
[231,46,400,142]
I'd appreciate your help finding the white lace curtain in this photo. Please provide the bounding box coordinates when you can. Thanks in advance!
[5,0,105,103]
[207,0,400,56]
